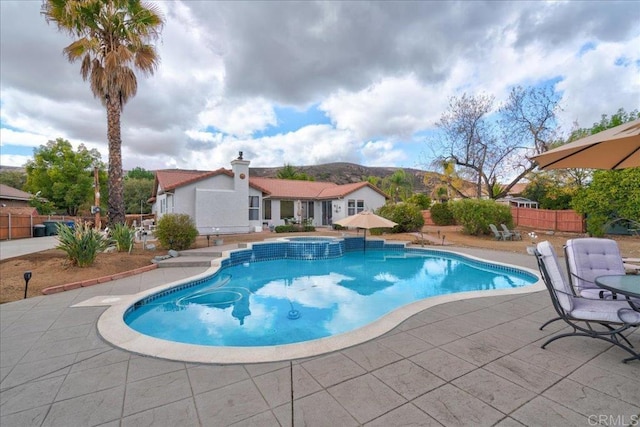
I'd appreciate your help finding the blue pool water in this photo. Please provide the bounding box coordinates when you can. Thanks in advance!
[125,248,537,347]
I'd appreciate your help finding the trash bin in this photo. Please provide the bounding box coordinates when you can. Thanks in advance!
[43,221,59,236]
[33,224,46,237]
[64,220,75,230]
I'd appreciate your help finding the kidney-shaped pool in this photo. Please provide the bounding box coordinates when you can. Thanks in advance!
[97,242,541,363]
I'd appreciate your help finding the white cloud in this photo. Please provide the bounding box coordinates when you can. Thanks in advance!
[555,36,640,131]
[320,75,440,140]
[198,98,277,137]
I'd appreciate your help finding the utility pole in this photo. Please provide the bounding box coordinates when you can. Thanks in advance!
[94,166,101,230]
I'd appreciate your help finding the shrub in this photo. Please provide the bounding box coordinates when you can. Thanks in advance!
[377,203,425,233]
[274,224,316,233]
[405,193,432,210]
[110,222,136,253]
[430,202,455,225]
[450,199,513,235]
[56,222,110,267]
[155,214,198,250]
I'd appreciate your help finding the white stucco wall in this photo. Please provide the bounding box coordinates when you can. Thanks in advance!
[194,159,252,234]
[330,187,386,223]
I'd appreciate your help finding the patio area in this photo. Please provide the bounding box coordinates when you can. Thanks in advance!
[1,247,639,426]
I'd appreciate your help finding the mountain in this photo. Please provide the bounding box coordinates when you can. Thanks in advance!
[250,162,444,194]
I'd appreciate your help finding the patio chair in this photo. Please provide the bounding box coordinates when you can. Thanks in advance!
[489,224,508,240]
[534,241,640,362]
[564,238,627,300]
[501,224,521,240]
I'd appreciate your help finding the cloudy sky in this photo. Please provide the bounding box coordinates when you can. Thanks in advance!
[1,1,638,172]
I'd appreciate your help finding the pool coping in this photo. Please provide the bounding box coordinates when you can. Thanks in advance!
[94,245,544,364]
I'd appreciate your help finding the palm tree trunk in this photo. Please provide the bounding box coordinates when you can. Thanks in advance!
[106,99,125,225]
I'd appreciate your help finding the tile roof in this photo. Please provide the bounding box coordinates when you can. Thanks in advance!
[250,177,388,200]
[154,169,232,193]
[152,170,389,200]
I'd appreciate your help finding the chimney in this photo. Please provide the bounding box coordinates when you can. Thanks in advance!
[231,153,250,192]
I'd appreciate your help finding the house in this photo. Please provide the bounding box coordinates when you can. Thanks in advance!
[150,154,389,235]
[0,184,33,208]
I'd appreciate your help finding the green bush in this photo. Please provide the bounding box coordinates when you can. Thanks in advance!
[376,203,425,233]
[56,222,110,267]
[450,199,513,235]
[155,214,198,250]
[430,202,455,225]
[275,225,296,233]
[274,224,316,233]
[405,193,432,210]
[110,222,135,253]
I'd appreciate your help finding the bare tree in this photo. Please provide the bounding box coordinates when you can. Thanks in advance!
[430,86,560,199]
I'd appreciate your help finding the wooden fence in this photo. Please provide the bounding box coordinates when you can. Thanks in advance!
[421,207,585,233]
[510,207,585,233]
[0,214,156,240]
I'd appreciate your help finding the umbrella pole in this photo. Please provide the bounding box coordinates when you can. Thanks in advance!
[363,228,367,252]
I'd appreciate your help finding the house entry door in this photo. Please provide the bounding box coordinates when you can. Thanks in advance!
[322,201,332,226]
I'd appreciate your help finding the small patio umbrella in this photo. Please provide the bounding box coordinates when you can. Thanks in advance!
[334,211,397,250]
[531,117,640,170]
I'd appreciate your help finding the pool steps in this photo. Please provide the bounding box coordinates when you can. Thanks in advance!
[153,243,248,268]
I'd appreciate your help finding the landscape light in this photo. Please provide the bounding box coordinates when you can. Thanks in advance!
[23,271,32,299]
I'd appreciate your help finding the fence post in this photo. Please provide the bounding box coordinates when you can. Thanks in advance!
[8,212,11,240]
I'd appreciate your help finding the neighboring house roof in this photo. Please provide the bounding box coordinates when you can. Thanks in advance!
[249,177,388,200]
[0,184,32,201]
[0,206,38,215]
[506,183,528,196]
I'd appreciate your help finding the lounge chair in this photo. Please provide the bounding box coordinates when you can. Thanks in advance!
[534,241,640,362]
[489,224,508,240]
[623,258,640,274]
[564,238,627,300]
[501,224,521,240]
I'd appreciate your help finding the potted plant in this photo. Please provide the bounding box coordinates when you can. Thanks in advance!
[213,227,223,246]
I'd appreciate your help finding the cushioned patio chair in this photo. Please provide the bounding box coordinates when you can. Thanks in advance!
[535,241,640,362]
[489,224,508,240]
[501,224,521,240]
[564,238,627,300]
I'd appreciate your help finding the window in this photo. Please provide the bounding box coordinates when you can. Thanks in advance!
[348,199,365,215]
[280,200,294,219]
[263,199,272,220]
[305,201,314,220]
[249,196,259,220]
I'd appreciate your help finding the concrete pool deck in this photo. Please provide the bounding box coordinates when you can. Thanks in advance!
[1,246,639,426]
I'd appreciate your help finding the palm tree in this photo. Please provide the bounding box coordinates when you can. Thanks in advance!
[42,0,164,225]
[383,169,413,203]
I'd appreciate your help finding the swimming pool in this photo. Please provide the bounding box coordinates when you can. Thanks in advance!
[97,239,542,363]
[125,249,537,347]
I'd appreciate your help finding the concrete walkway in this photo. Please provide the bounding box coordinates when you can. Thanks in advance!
[1,247,639,426]
[0,236,59,260]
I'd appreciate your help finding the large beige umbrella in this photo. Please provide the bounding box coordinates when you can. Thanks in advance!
[334,211,397,250]
[531,117,640,170]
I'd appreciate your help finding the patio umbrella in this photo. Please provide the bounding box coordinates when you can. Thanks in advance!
[334,211,398,250]
[531,117,640,170]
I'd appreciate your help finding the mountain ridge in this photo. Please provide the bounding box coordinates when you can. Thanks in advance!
[250,162,443,193]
